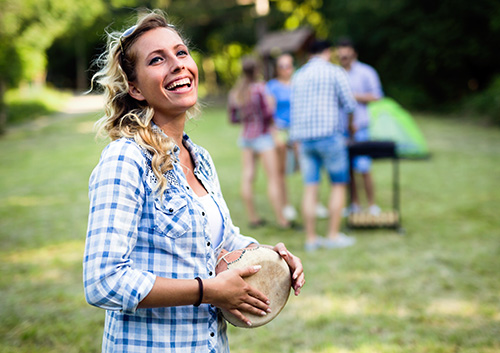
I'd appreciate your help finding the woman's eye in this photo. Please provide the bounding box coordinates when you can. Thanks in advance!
[149,56,163,65]
[177,50,188,56]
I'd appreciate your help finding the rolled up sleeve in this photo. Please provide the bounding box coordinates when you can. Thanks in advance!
[83,140,155,315]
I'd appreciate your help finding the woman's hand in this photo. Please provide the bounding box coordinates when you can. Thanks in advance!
[273,242,305,296]
[204,266,270,327]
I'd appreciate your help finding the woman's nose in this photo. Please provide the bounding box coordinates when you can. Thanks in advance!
[170,57,185,72]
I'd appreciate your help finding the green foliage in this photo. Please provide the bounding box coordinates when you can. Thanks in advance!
[3,0,500,118]
[462,76,500,124]
[322,0,500,109]
[0,0,106,132]
[1,105,499,352]
[277,0,328,36]
[0,0,25,86]
[0,0,106,87]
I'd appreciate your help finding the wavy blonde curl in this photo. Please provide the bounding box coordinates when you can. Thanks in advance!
[90,9,197,195]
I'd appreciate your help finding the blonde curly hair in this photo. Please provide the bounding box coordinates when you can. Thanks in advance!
[91,9,196,195]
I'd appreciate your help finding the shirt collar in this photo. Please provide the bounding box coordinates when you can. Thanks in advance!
[150,122,181,159]
[309,56,328,64]
[150,122,207,174]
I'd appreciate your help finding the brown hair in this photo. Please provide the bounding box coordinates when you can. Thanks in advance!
[230,56,260,106]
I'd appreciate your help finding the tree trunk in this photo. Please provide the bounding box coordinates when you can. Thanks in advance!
[76,34,87,92]
[0,79,7,135]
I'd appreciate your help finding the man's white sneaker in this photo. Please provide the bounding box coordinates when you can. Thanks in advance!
[343,204,361,217]
[304,236,324,252]
[368,204,381,216]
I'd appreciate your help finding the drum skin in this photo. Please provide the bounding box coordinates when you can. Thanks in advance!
[215,246,292,328]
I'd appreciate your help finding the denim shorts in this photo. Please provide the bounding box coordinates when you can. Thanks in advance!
[351,127,372,173]
[299,134,349,184]
[238,133,275,153]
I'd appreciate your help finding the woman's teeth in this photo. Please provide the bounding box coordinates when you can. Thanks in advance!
[166,78,191,90]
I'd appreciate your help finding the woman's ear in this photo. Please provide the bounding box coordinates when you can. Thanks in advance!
[128,82,146,101]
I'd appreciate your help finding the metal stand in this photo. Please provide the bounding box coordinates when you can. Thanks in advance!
[345,141,404,234]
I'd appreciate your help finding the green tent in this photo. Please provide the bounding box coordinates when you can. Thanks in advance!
[368,98,430,159]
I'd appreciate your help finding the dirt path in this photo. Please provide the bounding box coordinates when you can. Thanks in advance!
[6,94,104,134]
[61,94,104,114]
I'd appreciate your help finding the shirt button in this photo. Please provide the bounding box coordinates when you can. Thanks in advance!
[186,186,190,189]
[209,271,213,276]
[207,241,211,247]
[210,332,215,337]
[168,208,174,213]
[202,212,205,216]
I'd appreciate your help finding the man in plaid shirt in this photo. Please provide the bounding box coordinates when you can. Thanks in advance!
[290,40,358,252]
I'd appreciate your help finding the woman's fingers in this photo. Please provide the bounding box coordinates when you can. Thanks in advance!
[210,266,270,315]
[237,264,262,278]
[247,291,271,312]
[228,309,253,327]
[235,266,270,309]
[272,242,305,295]
[228,302,270,327]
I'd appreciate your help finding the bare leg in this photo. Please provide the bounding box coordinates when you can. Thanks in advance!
[350,172,360,207]
[362,172,375,206]
[302,184,319,243]
[241,148,260,224]
[326,183,347,239]
[275,140,289,210]
[260,148,289,227]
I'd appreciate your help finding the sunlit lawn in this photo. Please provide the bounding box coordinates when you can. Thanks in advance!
[0,104,499,352]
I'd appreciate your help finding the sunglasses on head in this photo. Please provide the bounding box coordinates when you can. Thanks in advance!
[119,23,176,57]
[119,25,138,57]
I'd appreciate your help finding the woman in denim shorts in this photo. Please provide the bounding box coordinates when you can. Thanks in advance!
[228,57,291,229]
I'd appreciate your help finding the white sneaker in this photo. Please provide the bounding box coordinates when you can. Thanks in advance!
[323,233,356,249]
[368,204,381,216]
[316,204,329,219]
[343,203,361,217]
[283,204,298,221]
[304,237,324,252]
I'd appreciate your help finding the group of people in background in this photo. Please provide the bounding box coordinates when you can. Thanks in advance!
[83,8,389,351]
[229,38,383,252]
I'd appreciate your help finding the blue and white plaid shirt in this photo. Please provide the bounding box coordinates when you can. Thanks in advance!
[84,133,257,353]
[289,57,357,141]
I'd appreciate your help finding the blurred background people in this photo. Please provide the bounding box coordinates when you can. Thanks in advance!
[337,37,384,215]
[228,57,291,229]
[265,53,298,223]
[290,40,357,251]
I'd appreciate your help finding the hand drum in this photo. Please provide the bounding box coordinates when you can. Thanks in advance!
[215,246,291,328]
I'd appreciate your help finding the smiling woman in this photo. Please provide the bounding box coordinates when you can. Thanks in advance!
[126,26,199,126]
[84,9,305,353]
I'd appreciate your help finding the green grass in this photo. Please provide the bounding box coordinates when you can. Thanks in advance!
[0,105,499,352]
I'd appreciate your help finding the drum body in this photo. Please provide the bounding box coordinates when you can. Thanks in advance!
[215,246,291,328]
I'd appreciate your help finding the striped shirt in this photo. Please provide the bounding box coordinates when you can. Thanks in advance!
[84,133,257,352]
[289,57,357,141]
